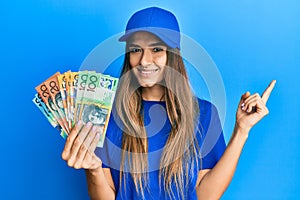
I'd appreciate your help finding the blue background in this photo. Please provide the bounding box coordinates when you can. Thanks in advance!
[1,0,299,199]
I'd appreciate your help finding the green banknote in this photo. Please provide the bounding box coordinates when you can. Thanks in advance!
[80,72,119,147]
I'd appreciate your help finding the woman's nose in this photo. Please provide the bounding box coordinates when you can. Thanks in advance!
[140,49,153,66]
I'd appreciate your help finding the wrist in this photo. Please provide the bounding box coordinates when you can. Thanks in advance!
[234,123,250,140]
[86,166,102,176]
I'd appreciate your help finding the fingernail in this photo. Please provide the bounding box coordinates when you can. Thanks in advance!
[96,133,100,138]
[241,103,245,107]
[92,126,97,132]
[77,120,83,126]
[86,122,92,127]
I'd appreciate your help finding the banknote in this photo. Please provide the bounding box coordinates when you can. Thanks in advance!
[79,72,119,147]
[60,130,68,140]
[32,93,58,128]
[74,71,90,123]
[44,72,70,134]
[35,73,69,134]
[69,72,78,125]
[35,70,119,147]
[44,72,70,133]
[62,71,72,129]
[57,72,69,127]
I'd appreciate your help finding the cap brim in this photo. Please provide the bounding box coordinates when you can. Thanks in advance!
[118,27,180,49]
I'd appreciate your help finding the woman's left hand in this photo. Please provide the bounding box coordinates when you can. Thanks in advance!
[235,80,276,132]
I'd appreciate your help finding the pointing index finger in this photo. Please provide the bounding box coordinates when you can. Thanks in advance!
[261,80,276,104]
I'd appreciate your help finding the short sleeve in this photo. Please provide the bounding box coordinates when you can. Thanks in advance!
[197,99,226,170]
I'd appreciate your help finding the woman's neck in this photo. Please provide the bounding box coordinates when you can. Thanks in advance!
[141,85,165,101]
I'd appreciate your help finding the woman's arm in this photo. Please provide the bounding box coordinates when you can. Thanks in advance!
[85,168,115,200]
[61,120,115,200]
[196,80,276,199]
[196,124,249,199]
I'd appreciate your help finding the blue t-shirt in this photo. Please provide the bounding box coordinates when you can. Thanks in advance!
[95,98,226,199]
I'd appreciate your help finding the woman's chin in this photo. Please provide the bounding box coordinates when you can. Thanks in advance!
[139,81,157,88]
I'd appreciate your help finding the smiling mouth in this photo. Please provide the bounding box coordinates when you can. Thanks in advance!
[137,68,159,75]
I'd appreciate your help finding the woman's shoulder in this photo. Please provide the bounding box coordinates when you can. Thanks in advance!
[195,97,219,116]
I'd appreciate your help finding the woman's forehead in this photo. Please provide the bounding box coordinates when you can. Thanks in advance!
[127,31,165,46]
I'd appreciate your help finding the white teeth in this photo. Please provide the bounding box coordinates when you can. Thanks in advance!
[139,69,158,74]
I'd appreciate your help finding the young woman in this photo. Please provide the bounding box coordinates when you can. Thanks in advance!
[61,7,276,199]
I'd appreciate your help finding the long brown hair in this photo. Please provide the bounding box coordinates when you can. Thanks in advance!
[114,46,200,199]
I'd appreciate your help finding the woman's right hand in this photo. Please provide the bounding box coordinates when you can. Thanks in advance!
[62,120,102,170]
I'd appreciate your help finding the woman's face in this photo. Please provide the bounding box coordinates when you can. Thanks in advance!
[127,31,167,88]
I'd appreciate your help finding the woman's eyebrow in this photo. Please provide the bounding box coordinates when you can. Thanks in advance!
[128,42,166,48]
[128,43,140,48]
[148,42,166,47]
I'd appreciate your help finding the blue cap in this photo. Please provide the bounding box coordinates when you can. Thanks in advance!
[119,7,181,49]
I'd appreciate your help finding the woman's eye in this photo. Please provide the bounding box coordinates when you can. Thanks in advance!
[129,48,141,53]
[153,47,164,52]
